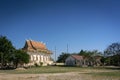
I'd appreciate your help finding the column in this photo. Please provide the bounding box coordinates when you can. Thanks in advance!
[31,55,33,61]
[33,55,36,61]
[38,55,40,62]
[41,55,43,62]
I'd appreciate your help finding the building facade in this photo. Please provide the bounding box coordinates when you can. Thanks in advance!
[65,55,102,67]
[22,40,53,66]
[65,55,84,66]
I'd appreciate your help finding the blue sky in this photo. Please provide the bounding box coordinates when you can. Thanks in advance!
[0,0,120,58]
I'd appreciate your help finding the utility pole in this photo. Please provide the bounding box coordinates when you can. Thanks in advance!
[54,46,56,63]
[67,44,69,53]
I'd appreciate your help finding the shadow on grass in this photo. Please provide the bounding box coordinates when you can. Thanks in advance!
[0,67,15,70]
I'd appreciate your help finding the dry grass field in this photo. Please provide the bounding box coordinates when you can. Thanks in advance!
[0,66,119,80]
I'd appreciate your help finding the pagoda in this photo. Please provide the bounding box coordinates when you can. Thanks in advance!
[22,40,53,66]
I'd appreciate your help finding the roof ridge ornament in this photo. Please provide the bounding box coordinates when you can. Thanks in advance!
[23,40,52,54]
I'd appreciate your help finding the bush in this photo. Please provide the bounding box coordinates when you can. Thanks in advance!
[34,63,39,67]
[40,62,43,66]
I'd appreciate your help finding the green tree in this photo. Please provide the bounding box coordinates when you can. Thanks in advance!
[0,35,30,69]
[79,50,92,66]
[79,50,102,66]
[57,52,70,63]
[0,36,15,68]
[104,42,120,66]
[12,50,30,68]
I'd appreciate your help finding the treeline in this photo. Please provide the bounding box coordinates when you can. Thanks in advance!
[0,36,30,69]
[104,43,120,66]
[57,43,120,66]
[57,50,102,66]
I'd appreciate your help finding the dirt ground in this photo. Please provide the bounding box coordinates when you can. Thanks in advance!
[0,71,119,80]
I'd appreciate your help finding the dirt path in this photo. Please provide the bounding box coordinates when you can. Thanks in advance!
[0,72,89,80]
[0,71,119,80]
[0,68,119,80]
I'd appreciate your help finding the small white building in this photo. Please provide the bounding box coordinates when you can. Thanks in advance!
[65,55,84,66]
[65,55,102,67]
[22,40,53,66]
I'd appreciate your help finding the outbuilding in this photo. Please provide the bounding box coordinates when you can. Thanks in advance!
[65,55,84,66]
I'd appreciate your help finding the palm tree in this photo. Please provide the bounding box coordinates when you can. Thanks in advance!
[79,50,102,66]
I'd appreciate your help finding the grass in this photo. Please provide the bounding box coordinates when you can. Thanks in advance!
[0,66,83,74]
[90,71,120,77]
[0,66,119,75]
[0,66,120,80]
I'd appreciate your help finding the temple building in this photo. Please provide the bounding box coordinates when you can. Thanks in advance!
[22,40,53,66]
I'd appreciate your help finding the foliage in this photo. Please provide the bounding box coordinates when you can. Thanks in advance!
[100,56,106,65]
[0,36,15,68]
[34,63,39,67]
[0,35,30,69]
[40,62,43,66]
[78,50,102,66]
[12,50,30,68]
[104,43,120,56]
[104,42,120,66]
[57,50,102,66]
[57,52,70,63]
[79,50,102,57]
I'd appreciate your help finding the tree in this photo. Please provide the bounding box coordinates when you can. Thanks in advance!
[104,43,120,56]
[57,52,70,63]
[78,50,102,66]
[12,50,30,68]
[0,35,30,69]
[79,50,93,66]
[104,42,120,66]
[0,36,15,68]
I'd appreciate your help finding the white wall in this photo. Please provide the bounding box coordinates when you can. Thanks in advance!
[27,52,53,66]
[65,56,76,66]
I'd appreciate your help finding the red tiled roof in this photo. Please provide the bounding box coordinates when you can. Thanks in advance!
[71,55,83,60]
[23,40,52,54]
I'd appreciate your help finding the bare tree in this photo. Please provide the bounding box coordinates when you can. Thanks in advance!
[104,42,120,66]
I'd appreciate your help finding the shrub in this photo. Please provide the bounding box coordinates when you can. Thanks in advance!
[34,63,39,67]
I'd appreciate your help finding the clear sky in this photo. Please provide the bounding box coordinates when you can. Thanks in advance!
[0,0,120,58]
